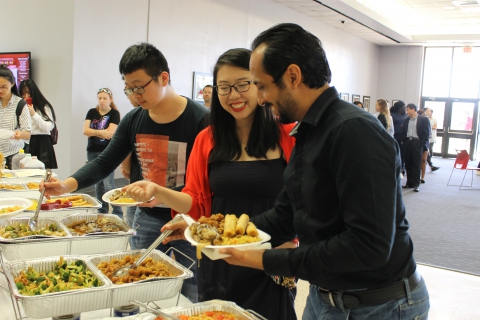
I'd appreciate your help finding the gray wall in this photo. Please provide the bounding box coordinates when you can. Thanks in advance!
[2,0,418,181]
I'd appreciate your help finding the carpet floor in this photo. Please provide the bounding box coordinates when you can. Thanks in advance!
[402,156,480,275]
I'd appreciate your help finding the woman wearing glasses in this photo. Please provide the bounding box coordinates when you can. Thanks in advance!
[84,88,123,218]
[19,79,57,169]
[123,48,297,320]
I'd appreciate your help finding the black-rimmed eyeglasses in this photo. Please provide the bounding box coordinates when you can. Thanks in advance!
[124,77,156,96]
[214,80,253,96]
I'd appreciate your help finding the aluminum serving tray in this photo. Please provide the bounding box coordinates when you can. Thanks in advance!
[161,300,263,320]
[61,213,135,255]
[4,255,109,319]
[0,217,72,261]
[44,193,103,211]
[0,182,28,191]
[88,249,193,307]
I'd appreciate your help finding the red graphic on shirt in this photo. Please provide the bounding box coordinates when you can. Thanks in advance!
[135,134,186,188]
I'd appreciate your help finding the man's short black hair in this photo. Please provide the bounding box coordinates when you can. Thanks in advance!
[251,23,331,89]
[203,84,213,90]
[119,42,171,84]
[406,103,418,112]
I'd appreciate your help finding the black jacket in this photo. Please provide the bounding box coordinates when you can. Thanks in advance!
[401,114,431,147]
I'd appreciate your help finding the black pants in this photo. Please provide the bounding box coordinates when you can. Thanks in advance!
[427,142,434,166]
[395,138,405,171]
[403,139,423,187]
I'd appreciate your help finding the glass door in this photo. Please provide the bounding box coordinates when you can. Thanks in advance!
[422,98,478,159]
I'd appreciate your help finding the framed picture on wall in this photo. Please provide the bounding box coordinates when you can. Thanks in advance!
[340,92,349,102]
[192,71,213,103]
[363,96,370,111]
[352,94,360,103]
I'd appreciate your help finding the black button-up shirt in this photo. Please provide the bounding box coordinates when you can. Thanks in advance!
[253,87,416,290]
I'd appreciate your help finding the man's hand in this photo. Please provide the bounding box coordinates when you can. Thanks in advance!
[41,177,70,198]
[122,181,160,204]
[219,248,265,270]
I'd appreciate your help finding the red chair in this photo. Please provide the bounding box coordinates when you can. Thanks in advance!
[447,149,480,189]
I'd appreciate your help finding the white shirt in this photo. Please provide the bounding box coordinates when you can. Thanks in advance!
[30,105,54,134]
[429,116,438,143]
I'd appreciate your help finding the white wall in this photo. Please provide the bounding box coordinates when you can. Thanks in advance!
[377,46,425,107]
[0,0,75,178]
[3,0,385,181]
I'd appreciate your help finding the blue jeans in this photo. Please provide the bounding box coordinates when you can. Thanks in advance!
[86,151,123,219]
[303,277,429,320]
[131,208,198,302]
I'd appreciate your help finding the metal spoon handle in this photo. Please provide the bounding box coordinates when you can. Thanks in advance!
[132,214,184,268]
[130,300,180,320]
[31,169,52,223]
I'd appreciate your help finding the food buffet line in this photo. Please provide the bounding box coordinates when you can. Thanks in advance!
[0,169,267,320]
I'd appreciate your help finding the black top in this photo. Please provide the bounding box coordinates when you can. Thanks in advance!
[377,113,388,130]
[253,87,416,291]
[198,159,296,320]
[85,108,121,152]
[73,97,209,220]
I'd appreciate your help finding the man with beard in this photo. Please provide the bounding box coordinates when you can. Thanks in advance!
[220,23,430,319]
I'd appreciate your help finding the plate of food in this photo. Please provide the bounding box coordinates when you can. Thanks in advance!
[184,213,271,260]
[102,188,143,207]
[0,197,33,219]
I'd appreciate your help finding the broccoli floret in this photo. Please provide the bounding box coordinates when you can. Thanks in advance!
[16,282,24,290]
[26,269,40,282]
[41,284,47,290]
[36,276,45,283]
[34,291,40,295]
[74,260,84,267]
[93,278,99,287]
[62,272,70,282]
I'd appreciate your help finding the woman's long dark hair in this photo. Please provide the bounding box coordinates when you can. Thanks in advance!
[19,79,56,122]
[0,66,19,96]
[209,48,280,162]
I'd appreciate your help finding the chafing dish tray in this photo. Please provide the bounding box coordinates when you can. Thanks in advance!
[161,300,264,320]
[4,255,109,319]
[88,249,193,307]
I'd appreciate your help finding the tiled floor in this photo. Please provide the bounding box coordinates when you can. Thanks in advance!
[294,263,480,319]
[1,263,480,319]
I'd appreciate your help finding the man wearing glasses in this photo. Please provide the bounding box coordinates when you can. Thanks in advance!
[43,43,209,303]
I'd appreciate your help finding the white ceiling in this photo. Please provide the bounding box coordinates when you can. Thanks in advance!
[273,0,480,46]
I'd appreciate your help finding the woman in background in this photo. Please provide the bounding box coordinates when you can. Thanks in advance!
[0,66,31,169]
[19,79,57,169]
[84,88,123,218]
[123,48,297,319]
[417,109,430,184]
[376,99,394,137]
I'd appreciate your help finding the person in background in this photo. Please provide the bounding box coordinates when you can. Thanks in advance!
[202,84,213,108]
[42,43,209,303]
[425,107,439,172]
[402,103,431,192]
[417,109,431,184]
[376,99,394,137]
[123,48,297,319]
[159,23,430,320]
[390,100,407,177]
[84,88,123,219]
[19,79,57,169]
[0,66,31,169]
[353,100,363,109]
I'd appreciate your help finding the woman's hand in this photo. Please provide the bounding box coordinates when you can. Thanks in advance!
[40,177,70,198]
[27,104,35,116]
[160,219,190,243]
[122,181,161,204]
[12,131,23,140]
[97,130,113,140]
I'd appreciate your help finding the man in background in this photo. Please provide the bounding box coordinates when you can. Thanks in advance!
[202,84,213,108]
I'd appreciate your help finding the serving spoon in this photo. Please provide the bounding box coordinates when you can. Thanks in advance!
[28,169,52,231]
[113,213,186,278]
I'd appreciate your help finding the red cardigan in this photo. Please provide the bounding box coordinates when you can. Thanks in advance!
[177,123,296,220]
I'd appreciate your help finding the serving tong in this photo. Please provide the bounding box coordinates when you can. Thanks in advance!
[130,300,180,320]
[28,169,52,231]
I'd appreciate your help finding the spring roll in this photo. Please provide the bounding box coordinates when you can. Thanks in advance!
[224,214,237,237]
[246,222,259,237]
[235,214,250,235]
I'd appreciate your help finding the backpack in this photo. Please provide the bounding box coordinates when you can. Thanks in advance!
[16,99,58,145]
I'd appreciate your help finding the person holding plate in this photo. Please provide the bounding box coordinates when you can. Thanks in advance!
[123,48,297,320]
[0,66,31,169]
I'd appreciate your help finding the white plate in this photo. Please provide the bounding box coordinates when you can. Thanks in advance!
[102,188,142,207]
[0,129,14,139]
[184,227,271,260]
[0,197,33,219]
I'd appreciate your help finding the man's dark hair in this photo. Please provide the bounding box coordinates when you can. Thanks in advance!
[251,23,331,88]
[203,84,213,90]
[390,100,406,115]
[353,101,363,106]
[119,42,171,84]
[406,103,417,112]
[209,48,280,162]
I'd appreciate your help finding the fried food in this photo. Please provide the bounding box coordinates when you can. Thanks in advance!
[246,222,258,237]
[46,196,92,207]
[223,214,237,237]
[26,182,39,190]
[0,183,26,190]
[66,217,125,235]
[96,255,178,284]
[109,190,136,203]
[177,311,238,320]
[235,214,249,235]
